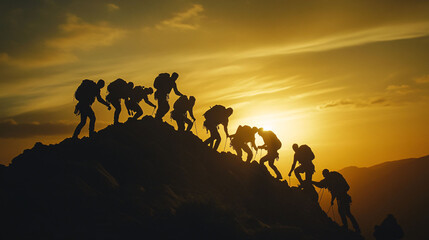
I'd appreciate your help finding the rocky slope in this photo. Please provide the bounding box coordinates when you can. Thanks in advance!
[0,116,362,240]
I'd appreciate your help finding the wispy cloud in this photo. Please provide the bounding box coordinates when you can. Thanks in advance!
[289,87,344,100]
[156,4,204,30]
[386,84,414,95]
[46,14,125,51]
[318,97,388,110]
[237,22,429,58]
[0,14,125,68]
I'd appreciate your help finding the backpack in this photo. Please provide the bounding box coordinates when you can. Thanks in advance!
[153,73,171,90]
[173,95,189,110]
[270,132,282,151]
[107,78,128,96]
[330,171,350,193]
[235,125,253,139]
[299,144,315,162]
[203,105,227,122]
[75,79,96,102]
[131,86,146,103]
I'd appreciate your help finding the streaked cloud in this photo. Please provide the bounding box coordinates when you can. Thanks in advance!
[237,22,429,59]
[318,98,388,110]
[386,84,414,95]
[289,87,344,100]
[46,14,125,51]
[156,4,204,30]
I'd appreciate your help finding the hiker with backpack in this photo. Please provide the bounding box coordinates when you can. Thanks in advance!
[171,95,196,132]
[229,125,258,163]
[257,128,283,180]
[313,169,361,233]
[125,86,156,121]
[203,105,233,150]
[288,143,315,188]
[106,78,134,125]
[153,72,183,121]
[72,79,111,139]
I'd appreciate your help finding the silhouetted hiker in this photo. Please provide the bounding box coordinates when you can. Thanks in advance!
[171,95,196,131]
[313,169,360,233]
[153,72,183,121]
[288,144,315,187]
[373,214,404,240]
[229,125,258,163]
[106,78,134,124]
[125,86,156,121]
[73,79,111,138]
[257,128,283,180]
[203,105,233,150]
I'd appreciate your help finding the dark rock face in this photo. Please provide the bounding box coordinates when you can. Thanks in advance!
[0,116,362,239]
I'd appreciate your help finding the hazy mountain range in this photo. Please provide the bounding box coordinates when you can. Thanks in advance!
[337,155,429,240]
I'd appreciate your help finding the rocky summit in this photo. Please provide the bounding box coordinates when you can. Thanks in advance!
[0,116,363,240]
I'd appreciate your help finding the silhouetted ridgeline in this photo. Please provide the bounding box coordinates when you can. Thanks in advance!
[339,156,429,240]
[0,117,362,239]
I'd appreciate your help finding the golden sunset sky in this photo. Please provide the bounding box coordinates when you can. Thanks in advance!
[1,0,428,176]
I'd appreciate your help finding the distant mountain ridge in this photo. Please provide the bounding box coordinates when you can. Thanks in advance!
[0,116,362,240]
[338,155,429,240]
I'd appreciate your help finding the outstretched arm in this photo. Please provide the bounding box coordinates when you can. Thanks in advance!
[313,179,327,189]
[173,83,183,97]
[97,94,111,109]
[143,95,156,108]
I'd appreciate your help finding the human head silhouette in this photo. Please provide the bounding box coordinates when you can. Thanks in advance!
[292,143,299,152]
[257,128,264,135]
[171,72,179,81]
[127,82,134,90]
[226,107,233,117]
[322,169,330,177]
[189,96,196,106]
[97,79,105,88]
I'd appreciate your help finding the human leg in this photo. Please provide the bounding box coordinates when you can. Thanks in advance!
[268,152,282,179]
[294,165,305,185]
[88,107,96,137]
[176,117,185,131]
[155,97,170,120]
[304,166,314,185]
[110,98,121,124]
[132,103,143,120]
[337,199,349,229]
[204,126,215,147]
[343,195,360,232]
[242,144,253,163]
[72,107,88,138]
[231,141,243,160]
[212,127,221,150]
[184,117,193,131]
